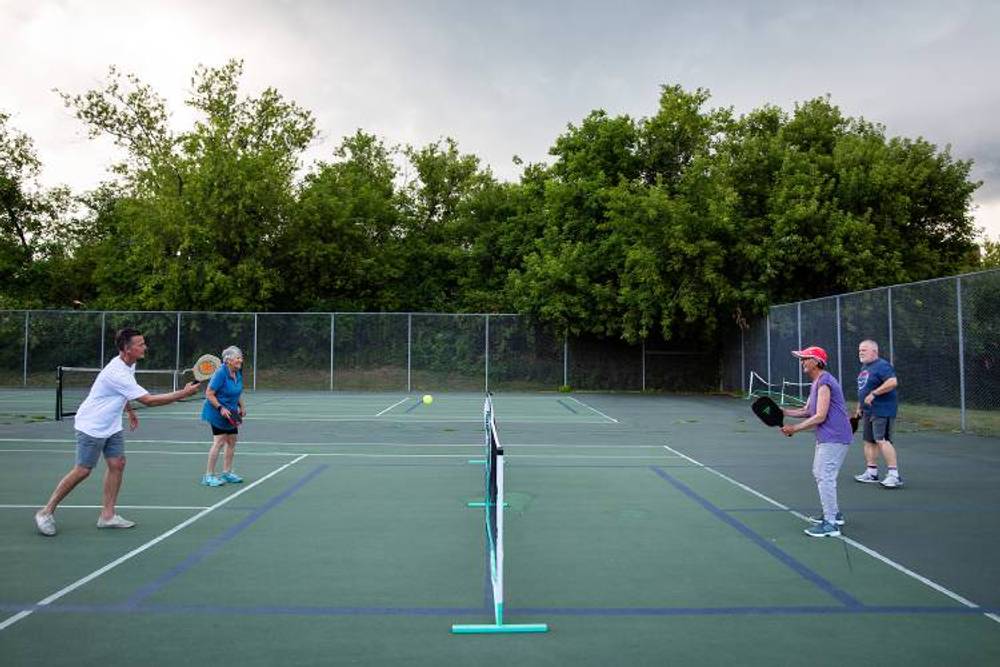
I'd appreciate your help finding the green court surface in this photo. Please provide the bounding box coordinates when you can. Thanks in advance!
[1,392,999,665]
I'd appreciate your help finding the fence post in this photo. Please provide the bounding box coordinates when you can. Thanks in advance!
[330,313,335,392]
[887,287,894,365]
[956,278,966,432]
[22,311,29,387]
[836,296,843,384]
[563,335,568,388]
[252,313,258,391]
[484,314,490,393]
[766,312,772,386]
[641,340,646,392]
[100,311,106,366]
[174,312,182,390]
[740,326,745,394]
[796,302,803,398]
[407,313,412,393]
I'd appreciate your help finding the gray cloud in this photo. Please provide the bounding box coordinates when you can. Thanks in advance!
[2,0,998,235]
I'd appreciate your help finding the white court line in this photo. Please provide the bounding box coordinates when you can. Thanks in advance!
[567,396,620,423]
[0,447,683,461]
[0,437,665,449]
[375,397,411,416]
[0,454,309,633]
[0,504,209,510]
[124,415,612,424]
[661,443,999,625]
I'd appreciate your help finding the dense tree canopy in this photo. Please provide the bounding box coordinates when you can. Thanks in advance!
[0,61,989,350]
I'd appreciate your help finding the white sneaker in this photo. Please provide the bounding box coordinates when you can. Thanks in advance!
[881,474,903,489]
[35,511,56,536]
[96,514,136,529]
[854,469,880,483]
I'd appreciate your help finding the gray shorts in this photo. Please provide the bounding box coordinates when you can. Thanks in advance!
[75,430,126,468]
[863,414,894,443]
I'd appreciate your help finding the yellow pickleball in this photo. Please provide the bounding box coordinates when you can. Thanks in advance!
[422,394,433,405]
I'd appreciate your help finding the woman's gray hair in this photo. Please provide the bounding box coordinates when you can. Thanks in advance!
[221,346,244,363]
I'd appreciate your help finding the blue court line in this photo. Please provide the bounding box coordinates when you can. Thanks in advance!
[404,399,422,413]
[2,602,991,618]
[123,464,329,608]
[650,466,863,609]
[556,399,579,414]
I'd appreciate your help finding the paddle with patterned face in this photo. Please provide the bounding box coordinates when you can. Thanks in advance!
[751,395,784,428]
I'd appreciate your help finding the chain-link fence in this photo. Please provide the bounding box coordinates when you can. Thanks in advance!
[0,311,711,395]
[726,268,1000,435]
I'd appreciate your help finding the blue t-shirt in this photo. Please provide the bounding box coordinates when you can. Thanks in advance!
[200,366,243,429]
[805,372,853,445]
[857,358,898,417]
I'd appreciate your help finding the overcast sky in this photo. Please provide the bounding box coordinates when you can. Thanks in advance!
[3,0,999,237]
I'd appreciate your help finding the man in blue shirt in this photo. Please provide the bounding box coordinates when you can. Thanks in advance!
[853,339,902,488]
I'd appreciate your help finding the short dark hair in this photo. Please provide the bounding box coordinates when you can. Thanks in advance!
[116,327,142,352]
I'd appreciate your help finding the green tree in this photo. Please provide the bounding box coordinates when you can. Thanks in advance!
[59,60,315,310]
[277,131,404,311]
[0,111,75,307]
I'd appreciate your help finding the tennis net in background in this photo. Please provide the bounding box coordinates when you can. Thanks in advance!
[55,366,181,420]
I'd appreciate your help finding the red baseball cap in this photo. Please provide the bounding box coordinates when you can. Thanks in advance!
[792,346,828,365]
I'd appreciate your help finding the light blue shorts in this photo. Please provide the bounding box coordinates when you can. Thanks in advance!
[75,430,126,468]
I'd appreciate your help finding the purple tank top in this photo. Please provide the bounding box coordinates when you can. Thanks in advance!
[805,372,853,444]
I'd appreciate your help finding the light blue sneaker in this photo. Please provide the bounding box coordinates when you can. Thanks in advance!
[201,474,226,487]
[808,512,845,526]
[804,521,841,538]
[220,471,243,484]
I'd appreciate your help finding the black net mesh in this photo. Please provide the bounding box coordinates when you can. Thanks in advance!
[800,297,840,383]
[333,314,408,391]
[768,304,800,388]
[487,315,562,391]
[28,311,104,387]
[892,279,961,414]
[255,314,332,390]
[179,313,256,389]
[961,270,1000,433]
[0,311,26,386]
[744,316,769,390]
[410,314,485,391]
[568,336,641,390]
[839,289,890,390]
[103,312,180,371]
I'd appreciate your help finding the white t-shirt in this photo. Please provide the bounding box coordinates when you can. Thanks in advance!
[74,357,149,438]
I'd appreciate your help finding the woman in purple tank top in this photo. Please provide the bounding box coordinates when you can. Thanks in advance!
[780,346,853,538]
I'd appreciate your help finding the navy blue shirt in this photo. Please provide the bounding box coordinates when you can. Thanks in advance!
[857,358,897,418]
[200,366,243,429]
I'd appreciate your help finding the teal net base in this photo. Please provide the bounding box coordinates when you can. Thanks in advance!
[451,623,549,634]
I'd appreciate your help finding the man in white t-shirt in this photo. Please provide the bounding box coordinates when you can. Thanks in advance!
[34,328,201,536]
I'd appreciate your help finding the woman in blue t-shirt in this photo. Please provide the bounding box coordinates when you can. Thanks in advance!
[780,346,854,538]
[200,346,246,487]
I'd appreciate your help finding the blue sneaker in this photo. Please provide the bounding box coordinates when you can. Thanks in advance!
[804,521,841,538]
[201,474,225,487]
[808,512,845,526]
[220,471,243,484]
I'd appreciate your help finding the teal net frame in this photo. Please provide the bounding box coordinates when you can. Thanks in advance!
[452,395,549,634]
